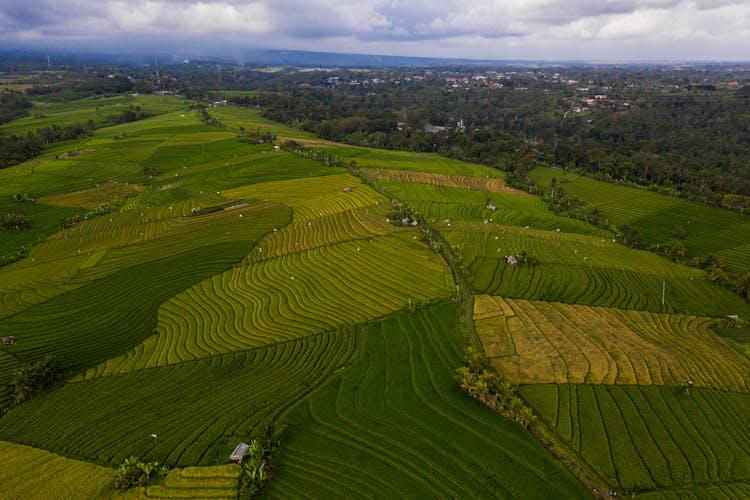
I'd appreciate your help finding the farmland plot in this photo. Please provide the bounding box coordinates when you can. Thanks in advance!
[361,167,519,194]
[447,226,750,316]
[114,464,241,499]
[85,233,453,376]
[265,303,589,499]
[521,384,750,492]
[0,203,290,373]
[0,329,358,468]
[475,297,750,391]
[530,167,750,273]
[0,440,114,499]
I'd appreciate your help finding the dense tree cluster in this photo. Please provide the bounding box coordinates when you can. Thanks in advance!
[0,91,33,124]
[219,67,750,206]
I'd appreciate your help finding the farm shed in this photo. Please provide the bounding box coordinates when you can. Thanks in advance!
[230,442,249,463]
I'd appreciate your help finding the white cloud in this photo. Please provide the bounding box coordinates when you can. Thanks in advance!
[1,0,750,61]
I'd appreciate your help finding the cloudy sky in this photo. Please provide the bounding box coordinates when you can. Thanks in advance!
[1,0,750,62]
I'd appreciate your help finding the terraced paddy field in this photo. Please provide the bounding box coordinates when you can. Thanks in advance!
[530,167,750,274]
[384,181,603,235]
[446,226,750,316]
[85,232,453,376]
[209,106,319,140]
[0,203,290,374]
[0,440,115,499]
[3,94,750,499]
[0,199,86,263]
[0,329,358,468]
[361,167,518,194]
[222,173,386,223]
[114,464,241,499]
[520,384,750,493]
[265,303,589,499]
[37,180,142,210]
[475,296,750,391]
[0,94,184,137]
[328,146,506,177]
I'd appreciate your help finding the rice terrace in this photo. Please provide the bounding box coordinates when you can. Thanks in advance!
[1,57,750,500]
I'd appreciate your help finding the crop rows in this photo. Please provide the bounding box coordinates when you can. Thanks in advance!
[520,384,750,492]
[332,146,506,177]
[38,180,142,210]
[134,152,347,210]
[116,464,241,499]
[223,173,386,223]
[530,167,750,272]
[638,483,750,499]
[361,167,519,194]
[0,440,114,499]
[0,214,286,374]
[85,233,453,377]
[0,328,358,468]
[264,303,589,499]
[381,181,602,235]
[475,297,750,391]
[244,204,394,263]
[446,228,750,316]
[0,201,288,322]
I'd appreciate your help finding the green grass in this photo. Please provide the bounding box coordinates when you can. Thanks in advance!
[0,328,358,468]
[530,167,750,274]
[446,226,750,317]
[265,303,590,499]
[0,440,115,499]
[521,384,750,493]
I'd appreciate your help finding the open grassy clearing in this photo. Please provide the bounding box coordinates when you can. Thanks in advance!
[85,233,453,377]
[445,226,750,316]
[362,167,519,194]
[383,180,604,235]
[521,384,750,493]
[265,303,589,499]
[114,464,241,499]
[0,440,114,499]
[0,203,289,374]
[0,328,358,468]
[475,296,750,391]
[0,94,184,137]
[531,167,750,273]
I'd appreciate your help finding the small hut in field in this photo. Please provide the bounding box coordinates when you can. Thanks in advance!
[230,442,249,463]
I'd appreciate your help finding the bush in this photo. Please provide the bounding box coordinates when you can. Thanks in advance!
[113,456,167,489]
